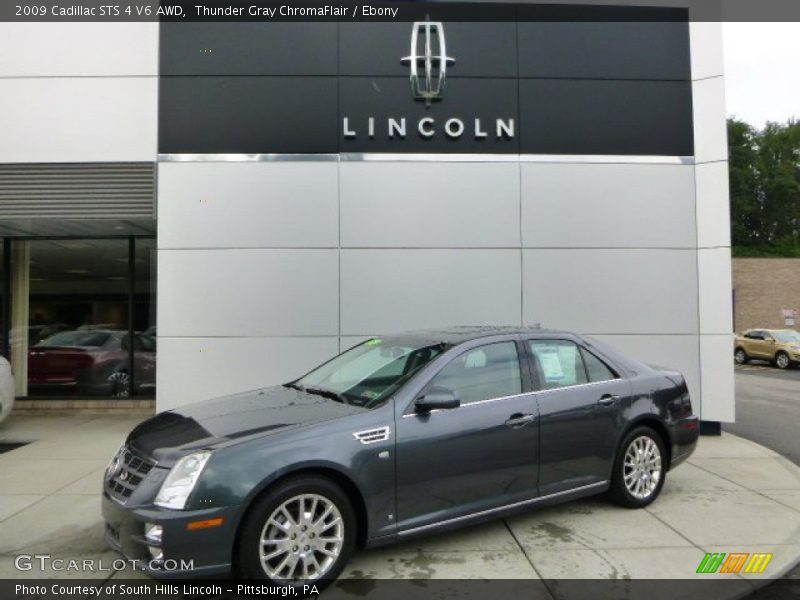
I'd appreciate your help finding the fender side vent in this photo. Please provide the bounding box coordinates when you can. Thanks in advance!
[353,426,391,444]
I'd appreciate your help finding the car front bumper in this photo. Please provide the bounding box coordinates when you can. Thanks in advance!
[102,492,238,578]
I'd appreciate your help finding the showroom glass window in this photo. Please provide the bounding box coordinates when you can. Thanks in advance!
[4,238,155,400]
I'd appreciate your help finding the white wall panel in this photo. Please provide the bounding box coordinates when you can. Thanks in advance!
[698,248,733,335]
[0,23,158,76]
[695,161,731,249]
[340,162,520,248]
[341,249,521,334]
[0,78,157,163]
[157,336,339,410]
[689,21,724,81]
[158,249,338,337]
[589,334,701,412]
[521,163,696,248]
[523,249,698,334]
[699,334,735,422]
[692,76,728,164]
[158,162,338,249]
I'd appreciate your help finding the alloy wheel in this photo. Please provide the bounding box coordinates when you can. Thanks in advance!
[623,435,662,500]
[259,493,344,582]
[734,349,746,364]
[108,371,131,398]
[776,353,790,369]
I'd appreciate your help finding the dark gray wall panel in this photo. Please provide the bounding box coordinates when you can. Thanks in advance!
[159,77,338,154]
[339,77,519,153]
[518,21,690,80]
[339,21,518,77]
[519,79,694,156]
[160,23,337,76]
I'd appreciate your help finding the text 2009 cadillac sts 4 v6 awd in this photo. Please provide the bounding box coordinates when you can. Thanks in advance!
[102,327,698,585]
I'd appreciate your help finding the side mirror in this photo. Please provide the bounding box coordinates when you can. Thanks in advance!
[415,387,460,413]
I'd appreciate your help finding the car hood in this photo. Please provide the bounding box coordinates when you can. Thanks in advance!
[126,386,367,462]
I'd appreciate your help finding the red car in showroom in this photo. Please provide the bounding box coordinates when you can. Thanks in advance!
[28,329,156,398]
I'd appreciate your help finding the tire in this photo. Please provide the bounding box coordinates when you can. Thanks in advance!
[775,351,790,370]
[236,475,356,588]
[608,426,667,508]
[734,347,749,365]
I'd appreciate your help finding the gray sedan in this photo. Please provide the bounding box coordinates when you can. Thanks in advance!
[102,326,698,586]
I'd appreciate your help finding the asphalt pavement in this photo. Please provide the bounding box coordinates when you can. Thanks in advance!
[726,364,800,465]
[725,364,800,593]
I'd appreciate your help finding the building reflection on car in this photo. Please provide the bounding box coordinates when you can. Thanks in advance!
[27,329,156,398]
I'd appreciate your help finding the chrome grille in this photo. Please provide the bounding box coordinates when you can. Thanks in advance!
[106,447,155,503]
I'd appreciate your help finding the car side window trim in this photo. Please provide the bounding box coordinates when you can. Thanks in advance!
[402,376,623,417]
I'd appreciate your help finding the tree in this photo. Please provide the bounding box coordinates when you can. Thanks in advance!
[728,117,800,257]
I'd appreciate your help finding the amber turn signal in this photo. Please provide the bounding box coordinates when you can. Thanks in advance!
[186,517,224,531]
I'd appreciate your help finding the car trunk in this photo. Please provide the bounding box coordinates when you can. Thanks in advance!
[28,347,94,384]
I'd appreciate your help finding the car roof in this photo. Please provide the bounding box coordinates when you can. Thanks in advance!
[378,325,571,346]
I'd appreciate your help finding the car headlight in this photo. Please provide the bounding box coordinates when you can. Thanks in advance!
[105,444,124,478]
[154,451,211,510]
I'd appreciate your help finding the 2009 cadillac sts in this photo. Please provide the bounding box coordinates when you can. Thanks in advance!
[102,327,698,585]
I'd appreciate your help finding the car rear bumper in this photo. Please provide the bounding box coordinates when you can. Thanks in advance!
[668,415,699,470]
[101,492,237,578]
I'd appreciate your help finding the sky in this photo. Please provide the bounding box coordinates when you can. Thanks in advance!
[723,22,800,128]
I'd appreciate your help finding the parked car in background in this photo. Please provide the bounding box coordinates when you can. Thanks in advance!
[734,329,800,369]
[0,356,13,425]
[28,330,156,398]
[103,327,698,586]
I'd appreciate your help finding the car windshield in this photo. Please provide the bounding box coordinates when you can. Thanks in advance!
[293,338,449,408]
[37,331,111,347]
[773,330,800,343]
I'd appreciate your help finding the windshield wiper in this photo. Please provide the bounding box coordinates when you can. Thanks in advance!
[303,386,346,403]
[284,382,305,392]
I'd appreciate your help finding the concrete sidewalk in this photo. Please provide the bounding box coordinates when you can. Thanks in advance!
[1,414,799,596]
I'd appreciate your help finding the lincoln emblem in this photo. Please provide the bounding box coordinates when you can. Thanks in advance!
[401,21,454,105]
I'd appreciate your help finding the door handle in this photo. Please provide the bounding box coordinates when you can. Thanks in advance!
[505,413,537,428]
[598,394,620,407]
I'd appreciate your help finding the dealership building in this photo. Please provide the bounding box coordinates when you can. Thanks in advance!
[0,4,734,423]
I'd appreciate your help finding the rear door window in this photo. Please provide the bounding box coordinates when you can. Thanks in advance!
[529,340,588,390]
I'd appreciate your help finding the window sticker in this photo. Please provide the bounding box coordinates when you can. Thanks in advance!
[537,347,565,382]
[365,338,382,346]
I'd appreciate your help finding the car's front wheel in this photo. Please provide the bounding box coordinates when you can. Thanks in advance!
[609,426,666,508]
[775,351,791,370]
[236,475,356,587]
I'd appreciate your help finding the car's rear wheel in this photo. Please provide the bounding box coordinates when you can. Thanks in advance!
[775,351,790,370]
[236,475,356,588]
[734,347,749,365]
[609,426,666,508]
